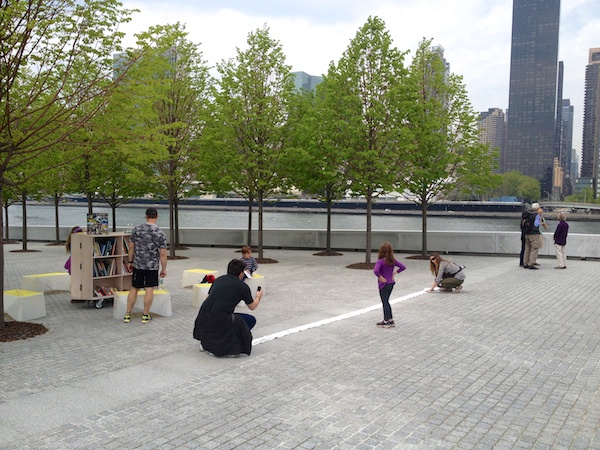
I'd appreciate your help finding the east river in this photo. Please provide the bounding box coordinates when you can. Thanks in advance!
[7,203,600,235]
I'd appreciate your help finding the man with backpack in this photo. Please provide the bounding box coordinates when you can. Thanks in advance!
[522,203,543,269]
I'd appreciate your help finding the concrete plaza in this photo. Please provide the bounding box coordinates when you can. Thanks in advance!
[1,241,599,449]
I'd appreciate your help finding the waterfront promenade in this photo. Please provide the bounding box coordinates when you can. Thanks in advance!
[1,242,599,449]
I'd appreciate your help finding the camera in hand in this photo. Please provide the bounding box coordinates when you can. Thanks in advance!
[257,286,262,292]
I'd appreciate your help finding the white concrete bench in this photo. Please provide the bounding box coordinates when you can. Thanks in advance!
[181,269,218,288]
[4,289,46,321]
[21,272,70,293]
[244,273,265,294]
[112,289,172,319]
[191,283,212,308]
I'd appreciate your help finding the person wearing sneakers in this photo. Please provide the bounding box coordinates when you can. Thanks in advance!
[123,207,167,324]
[425,252,466,294]
[373,242,406,328]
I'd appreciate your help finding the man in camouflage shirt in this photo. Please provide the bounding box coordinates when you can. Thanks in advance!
[124,207,167,323]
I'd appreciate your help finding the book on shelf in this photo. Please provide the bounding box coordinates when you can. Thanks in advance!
[94,259,116,277]
[93,286,119,297]
[94,238,117,257]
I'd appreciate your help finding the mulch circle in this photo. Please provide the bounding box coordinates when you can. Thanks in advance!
[257,258,278,264]
[313,251,343,256]
[0,321,48,342]
[346,262,376,270]
[406,254,431,260]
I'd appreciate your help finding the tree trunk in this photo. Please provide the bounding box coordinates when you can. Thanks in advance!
[326,196,332,253]
[247,195,253,247]
[169,196,176,259]
[258,190,264,259]
[86,193,93,215]
[421,199,428,257]
[0,187,5,328]
[4,204,10,242]
[111,204,117,232]
[53,193,60,243]
[21,193,28,251]
[365,191,372,264]
[174,199,180,247]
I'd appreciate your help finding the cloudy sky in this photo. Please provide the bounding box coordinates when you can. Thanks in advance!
[119,0,599,159]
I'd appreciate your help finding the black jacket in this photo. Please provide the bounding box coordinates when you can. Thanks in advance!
[193,311,252,357]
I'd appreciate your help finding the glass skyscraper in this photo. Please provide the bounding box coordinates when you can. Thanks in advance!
[292,71,323,92]
[504,0,560,198]
[580,48,600,198]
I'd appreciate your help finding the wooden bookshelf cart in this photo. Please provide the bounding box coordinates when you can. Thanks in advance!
[70,232,132,308]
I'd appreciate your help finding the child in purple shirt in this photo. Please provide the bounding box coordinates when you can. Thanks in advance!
[373,242,406,328]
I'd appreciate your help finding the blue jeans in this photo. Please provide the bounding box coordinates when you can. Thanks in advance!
[379,283,394,321]
[236,313,256,330]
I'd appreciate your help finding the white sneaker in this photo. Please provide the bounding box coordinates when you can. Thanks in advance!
[454,285,463,294]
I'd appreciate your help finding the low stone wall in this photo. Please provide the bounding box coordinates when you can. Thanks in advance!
[6,226,600,259]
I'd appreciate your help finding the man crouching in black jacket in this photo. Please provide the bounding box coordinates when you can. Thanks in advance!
[193,259,263,357]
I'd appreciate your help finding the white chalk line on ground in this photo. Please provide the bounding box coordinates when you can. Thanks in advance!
[253,289,428,346]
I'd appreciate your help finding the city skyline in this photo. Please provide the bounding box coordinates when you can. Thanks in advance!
[119,0,599,160]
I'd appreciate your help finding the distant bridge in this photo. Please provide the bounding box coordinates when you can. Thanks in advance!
[539,202,600,214]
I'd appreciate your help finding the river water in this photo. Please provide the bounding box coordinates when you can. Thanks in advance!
[7,204,600,234]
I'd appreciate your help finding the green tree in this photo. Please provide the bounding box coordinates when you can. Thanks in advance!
[486,171,540,202]
[127,23,211,258]
[36,145,81,244]
[0,0,138,328]
[284,86,349,255]
[401,39,497,257]
[325,16,409,264]
[516,176,541,203]
[200,25,295,259]
[565,187,597,203]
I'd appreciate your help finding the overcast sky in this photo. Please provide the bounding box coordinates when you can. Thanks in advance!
[120,0,599,159]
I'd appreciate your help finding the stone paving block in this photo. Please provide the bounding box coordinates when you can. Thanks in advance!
[2,245,600,449]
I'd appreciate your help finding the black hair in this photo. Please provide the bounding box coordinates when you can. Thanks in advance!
[227,259,246,276]
[145,207,158,218]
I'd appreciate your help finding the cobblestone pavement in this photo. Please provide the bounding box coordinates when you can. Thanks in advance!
[1,241,599,449]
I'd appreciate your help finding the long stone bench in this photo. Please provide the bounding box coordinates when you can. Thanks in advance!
[191,283,212,308]
[21,272,70,293]
[112,289,172,320]
[181,269,218,288]
[4,289,46,321]
[192,276,263,310]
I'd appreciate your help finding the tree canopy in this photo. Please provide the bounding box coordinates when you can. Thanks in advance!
[0,0,139,327]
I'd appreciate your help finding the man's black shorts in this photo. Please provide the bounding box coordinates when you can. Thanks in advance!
[131,268,159,288]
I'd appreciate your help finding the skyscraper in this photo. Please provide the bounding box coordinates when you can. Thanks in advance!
[478,108,506,173]
[580,48,600,198]
[560,99,575,195]
[292,71,323,92]
[504,0,560,198]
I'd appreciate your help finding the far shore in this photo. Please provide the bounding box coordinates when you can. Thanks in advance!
[27,200,600,222]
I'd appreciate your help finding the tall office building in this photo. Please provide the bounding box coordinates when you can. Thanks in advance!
[580,48,600,198]
[478,108,506,173]
[504,0,560,198]
[559,99,575,195]
[292,71,323,92]
[431,45,451,77]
